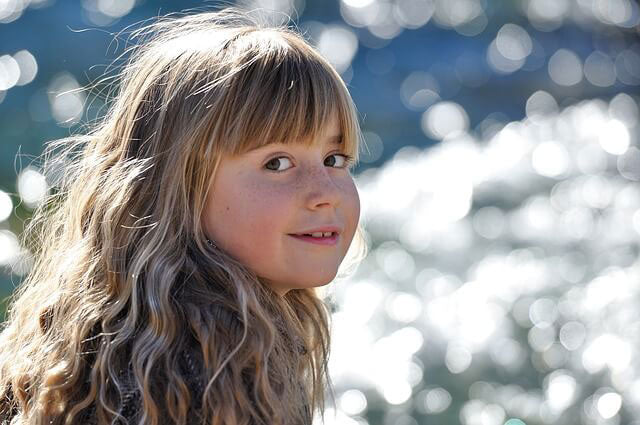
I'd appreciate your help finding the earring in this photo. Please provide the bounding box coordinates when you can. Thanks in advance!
[206,238,216,248]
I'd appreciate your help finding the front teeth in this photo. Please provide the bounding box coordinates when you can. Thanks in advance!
[310,232,333,238]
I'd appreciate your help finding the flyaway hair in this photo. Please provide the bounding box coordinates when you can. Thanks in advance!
[0,7,364,425]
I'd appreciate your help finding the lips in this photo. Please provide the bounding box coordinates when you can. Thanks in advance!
[288,233,339,246]
[288,226,341,246]
[289,226,341,236]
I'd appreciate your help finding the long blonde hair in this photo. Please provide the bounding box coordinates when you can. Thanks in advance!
[0,7,364,425]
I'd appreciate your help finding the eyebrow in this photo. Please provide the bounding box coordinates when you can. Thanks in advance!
[327,134,343,144]
[245,134,343,154]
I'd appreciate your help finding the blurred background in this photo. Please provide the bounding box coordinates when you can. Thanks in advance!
[1,0,639,424]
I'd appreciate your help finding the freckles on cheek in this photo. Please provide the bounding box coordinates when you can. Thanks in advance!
[235,184,267,226]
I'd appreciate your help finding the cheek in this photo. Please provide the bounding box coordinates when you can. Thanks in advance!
[343,178,361,229]
[209,179,292,251]
[353,182,361,219]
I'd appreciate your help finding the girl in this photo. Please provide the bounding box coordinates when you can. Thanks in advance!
[0,7,365,425]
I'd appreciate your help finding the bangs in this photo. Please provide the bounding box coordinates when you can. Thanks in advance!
[208,31,360,161]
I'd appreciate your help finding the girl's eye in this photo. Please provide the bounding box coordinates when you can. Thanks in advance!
[264,153,354,172]
[325,153,354,168]
[265,156,293,172]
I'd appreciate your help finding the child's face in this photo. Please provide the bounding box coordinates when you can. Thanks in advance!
[202,113,360,295]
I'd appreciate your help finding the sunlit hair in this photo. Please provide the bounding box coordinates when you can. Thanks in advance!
[0,7,366,425]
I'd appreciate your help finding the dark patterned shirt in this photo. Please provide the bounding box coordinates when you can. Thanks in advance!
[78,339,207,425]
[77,341,312,425]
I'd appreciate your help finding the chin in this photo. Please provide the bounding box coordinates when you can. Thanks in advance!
[267,271,338,293]
[306,269,339,287]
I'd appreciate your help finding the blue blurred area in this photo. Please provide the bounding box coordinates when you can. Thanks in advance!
[0,0,636,181]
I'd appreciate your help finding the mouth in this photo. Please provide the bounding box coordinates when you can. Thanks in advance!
[287,228,340,246]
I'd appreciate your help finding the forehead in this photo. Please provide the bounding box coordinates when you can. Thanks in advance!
[244,110,343,152]
[313,111,341,141]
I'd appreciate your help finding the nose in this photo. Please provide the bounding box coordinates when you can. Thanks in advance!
[302,165,342,210]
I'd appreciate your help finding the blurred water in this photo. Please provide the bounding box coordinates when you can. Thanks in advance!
[324,94,640,425]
